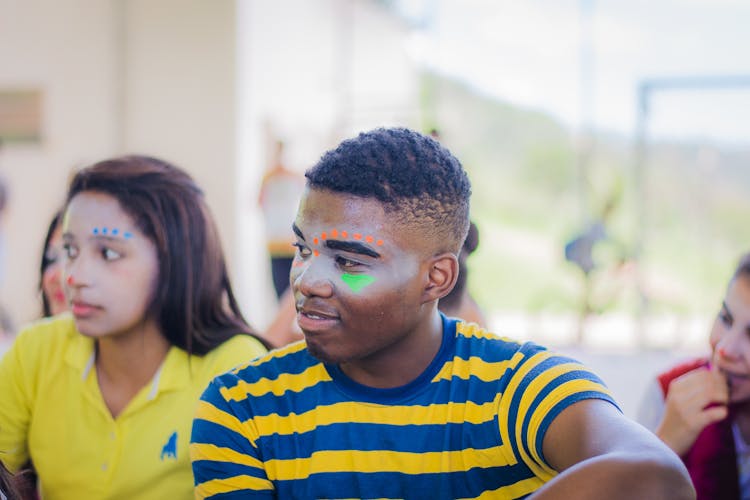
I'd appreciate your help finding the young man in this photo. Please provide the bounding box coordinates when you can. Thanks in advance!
[191,128,693,499]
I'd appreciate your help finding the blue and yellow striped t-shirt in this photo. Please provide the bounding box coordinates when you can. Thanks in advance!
[190,315,617,499]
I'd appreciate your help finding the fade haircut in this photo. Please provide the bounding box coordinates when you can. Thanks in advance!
[305,127,472,253]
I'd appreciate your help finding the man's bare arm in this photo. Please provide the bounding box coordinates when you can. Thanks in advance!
[530,399,695,499]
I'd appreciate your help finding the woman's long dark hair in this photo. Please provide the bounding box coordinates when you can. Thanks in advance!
[65,155,269,355]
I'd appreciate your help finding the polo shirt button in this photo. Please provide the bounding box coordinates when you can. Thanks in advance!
[101,463,108,471]
[110,432,116,440]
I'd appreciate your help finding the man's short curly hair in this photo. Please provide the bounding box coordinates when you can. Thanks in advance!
[305,127,471,253]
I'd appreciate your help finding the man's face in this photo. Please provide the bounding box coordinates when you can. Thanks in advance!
[290,188,430,368]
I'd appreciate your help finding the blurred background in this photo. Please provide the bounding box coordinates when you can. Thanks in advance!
[1,0,749,415]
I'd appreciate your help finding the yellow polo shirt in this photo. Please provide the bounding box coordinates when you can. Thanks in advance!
[0,314,267,500]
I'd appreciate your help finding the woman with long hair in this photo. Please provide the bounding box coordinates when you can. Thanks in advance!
[0,155,268,498]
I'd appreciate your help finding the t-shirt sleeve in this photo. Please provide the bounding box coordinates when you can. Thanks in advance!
[497,344,619,481]
[190,373,274,499]
[0,329,36,471]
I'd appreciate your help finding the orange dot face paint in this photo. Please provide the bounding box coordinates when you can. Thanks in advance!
[304,228,386,261]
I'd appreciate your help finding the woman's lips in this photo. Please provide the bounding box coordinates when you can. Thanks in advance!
[71,301,98,318]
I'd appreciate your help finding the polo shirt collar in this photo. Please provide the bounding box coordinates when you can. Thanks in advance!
[64,327,193,398]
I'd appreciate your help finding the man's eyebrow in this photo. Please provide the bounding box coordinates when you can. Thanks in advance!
[326,239,381,258]
[292,223,305,240]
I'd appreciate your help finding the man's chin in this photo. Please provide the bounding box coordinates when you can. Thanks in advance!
[306,342,344,365]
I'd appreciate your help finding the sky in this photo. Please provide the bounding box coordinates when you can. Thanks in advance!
[394,0,750,146]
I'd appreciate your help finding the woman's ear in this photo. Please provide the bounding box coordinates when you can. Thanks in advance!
[422,253,459,304]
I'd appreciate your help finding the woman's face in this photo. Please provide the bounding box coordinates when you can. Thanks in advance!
[710,274,750,404]
[42,224,68,316]
[61,191,160,340]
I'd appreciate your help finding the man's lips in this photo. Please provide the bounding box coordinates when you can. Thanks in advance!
[296,305,340,332]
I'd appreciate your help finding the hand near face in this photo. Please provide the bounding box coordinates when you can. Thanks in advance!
[656,365,729,456]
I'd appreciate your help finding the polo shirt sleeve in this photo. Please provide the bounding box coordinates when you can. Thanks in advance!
[497,343,618,481]
[190,372,273,499]
[0,328,40,471]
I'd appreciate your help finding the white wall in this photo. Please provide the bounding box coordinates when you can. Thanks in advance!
[0,0,118,325]
[0,0,244,330]
[0,0,419,335]
[123,0,240,272]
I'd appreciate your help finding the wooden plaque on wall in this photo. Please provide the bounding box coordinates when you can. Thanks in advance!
[0,89,43,144]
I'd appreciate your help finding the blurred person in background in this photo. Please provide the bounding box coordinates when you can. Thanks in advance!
[39,210,67,317]
[0,174,14,337]
[258,139,305,300]
[638,252,750,499]
[437,220,487,327]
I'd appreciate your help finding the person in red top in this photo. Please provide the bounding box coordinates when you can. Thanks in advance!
[638,252,750,499]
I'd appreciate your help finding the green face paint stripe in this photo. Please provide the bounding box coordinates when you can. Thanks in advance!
[341,273,375,293]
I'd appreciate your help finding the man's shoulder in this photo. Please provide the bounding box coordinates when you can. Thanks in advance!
[454,320,546,360]
[212,340,318,388]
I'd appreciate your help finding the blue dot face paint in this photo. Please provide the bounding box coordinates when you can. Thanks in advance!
[341,273,375,293]
[92,227,133,239]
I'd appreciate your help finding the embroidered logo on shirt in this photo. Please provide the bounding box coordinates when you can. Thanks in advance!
[160,431,177,460]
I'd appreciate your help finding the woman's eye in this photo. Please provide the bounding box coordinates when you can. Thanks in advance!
[44,248,59,263]
[63,243,78,259]
[719,310,732,327]
[293,242,312,258]
[102,247,121,260]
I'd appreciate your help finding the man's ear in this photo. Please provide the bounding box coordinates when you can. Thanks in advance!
[422,252,459,303]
